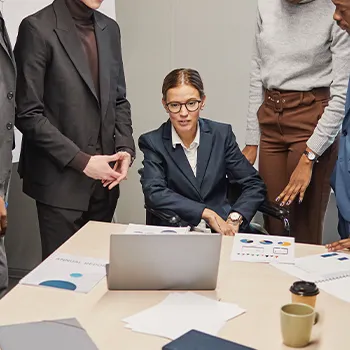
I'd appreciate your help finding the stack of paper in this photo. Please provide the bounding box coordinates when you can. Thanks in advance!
[123,224,190,235]
[123,292,245,340]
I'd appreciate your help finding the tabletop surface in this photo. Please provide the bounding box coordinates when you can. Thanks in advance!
[0,221,349,350]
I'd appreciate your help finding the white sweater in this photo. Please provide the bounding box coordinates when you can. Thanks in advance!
[245,0,350,155]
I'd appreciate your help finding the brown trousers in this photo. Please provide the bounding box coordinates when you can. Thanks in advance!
[258,88,338,244]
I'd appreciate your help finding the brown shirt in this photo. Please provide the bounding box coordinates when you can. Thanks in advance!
[66,0,101,171]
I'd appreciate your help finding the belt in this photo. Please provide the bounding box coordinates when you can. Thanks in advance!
[264,87,330,113]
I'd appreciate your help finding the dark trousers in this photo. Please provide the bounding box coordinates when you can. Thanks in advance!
[258,88,338,245]
[338,209,350,240]
[36,181,119,260]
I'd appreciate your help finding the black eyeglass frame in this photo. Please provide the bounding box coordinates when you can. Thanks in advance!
[165,99,202,113]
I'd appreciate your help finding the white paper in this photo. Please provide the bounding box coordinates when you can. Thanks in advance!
[294,252,350,280]
[123,224,191,235]
[272,252,350,282]
[1,0,116,163]
[272,252,350,303]
[123,292,245,340]
[316,278,350,303]
[20,253,107,293]
[231,233,295,264]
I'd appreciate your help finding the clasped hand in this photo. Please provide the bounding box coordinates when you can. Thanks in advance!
[83,152,131,189]
[202,208,238,236]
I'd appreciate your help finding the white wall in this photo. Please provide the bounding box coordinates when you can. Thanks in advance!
[115,0,258,224]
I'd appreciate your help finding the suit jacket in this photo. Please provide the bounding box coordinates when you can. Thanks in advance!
[14,0,135,210]
[139,118,266,228]
[331,80,350,222]
[0,12,16,199]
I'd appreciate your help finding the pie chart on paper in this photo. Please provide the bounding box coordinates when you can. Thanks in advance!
[240,239,254,244]
[278,241,292,247]
[259,240,273,245]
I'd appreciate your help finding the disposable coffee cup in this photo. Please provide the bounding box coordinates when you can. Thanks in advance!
[290,281,319,308]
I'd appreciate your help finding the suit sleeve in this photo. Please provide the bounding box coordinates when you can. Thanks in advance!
[14,18,80,170]
[114,24,135,158]
[139,135,206,226]
[225,125,266,222]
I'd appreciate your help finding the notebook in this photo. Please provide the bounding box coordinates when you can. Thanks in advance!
[272,252,350,303]
[162,329,256,350]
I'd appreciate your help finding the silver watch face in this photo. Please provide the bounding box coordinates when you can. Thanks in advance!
[230,213,241,221]
[307,152,316,161]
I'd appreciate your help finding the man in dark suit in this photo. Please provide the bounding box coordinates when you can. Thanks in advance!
[327,0,350,251]
[139,117,266,234]
[0,11,16,295]
[14,0,135,259]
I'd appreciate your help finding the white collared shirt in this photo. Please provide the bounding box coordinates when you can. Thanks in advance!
[171,123,209,232]
[171,123,200,176]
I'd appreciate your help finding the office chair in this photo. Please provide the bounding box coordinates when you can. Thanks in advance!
[139,169,290,236]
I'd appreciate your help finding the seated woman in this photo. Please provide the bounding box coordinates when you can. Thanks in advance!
[139,68,266,235]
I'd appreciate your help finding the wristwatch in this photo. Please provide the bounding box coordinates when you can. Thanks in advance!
[303,150,317,162]
[229,212,243,226]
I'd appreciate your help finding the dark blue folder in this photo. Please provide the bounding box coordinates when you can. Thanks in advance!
[162,330,256,350]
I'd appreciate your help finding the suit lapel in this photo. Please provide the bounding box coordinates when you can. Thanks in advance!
[0,13,16,71]
[94,12,110,120]
[162,120,201,196]
[196,119,213,189]
[53,0,99,103]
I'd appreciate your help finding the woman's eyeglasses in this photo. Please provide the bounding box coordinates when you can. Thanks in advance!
[166,100,201,113]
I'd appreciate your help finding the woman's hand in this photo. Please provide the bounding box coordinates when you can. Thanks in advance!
[276,152,314,206]
[326,239,350,252]
[202,209,236,236]
[242,145,258,165]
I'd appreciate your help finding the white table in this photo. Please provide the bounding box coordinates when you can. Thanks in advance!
[0,221,349,349]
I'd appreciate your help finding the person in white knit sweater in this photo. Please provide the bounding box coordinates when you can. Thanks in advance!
[242,0,350,244]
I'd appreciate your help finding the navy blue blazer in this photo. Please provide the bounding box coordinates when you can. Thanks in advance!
[139,118,266,228]
[331,81,350,222]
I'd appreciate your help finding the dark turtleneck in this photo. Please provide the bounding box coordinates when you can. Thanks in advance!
[65,0,100,99]
[66,0,102,172]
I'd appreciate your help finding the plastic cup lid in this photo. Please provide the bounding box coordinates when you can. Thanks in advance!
[290,281,320,297]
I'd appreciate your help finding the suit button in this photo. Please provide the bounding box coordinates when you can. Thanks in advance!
[7,91,14,100]
[342,130,348,136]
[6,122,13,130]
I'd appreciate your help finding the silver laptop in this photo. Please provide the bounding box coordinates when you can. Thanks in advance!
[107,233,222,290]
